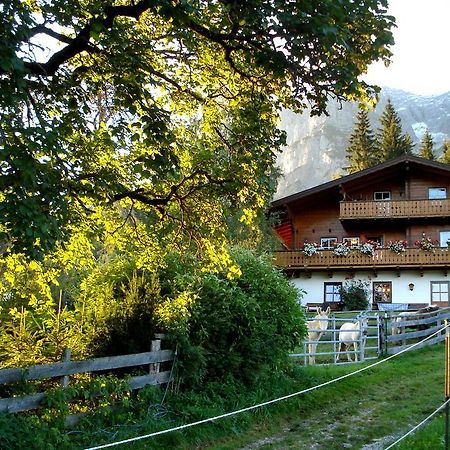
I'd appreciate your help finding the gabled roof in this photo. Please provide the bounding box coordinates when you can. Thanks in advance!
[271,155,450,209]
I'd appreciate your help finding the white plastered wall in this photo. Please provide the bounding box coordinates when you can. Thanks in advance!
[290,270,448,306]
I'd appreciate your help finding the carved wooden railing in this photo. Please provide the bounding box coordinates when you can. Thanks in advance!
[275,248,450,269]
[340,199,450,219]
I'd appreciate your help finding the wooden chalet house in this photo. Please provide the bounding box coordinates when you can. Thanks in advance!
[272,155,450,310]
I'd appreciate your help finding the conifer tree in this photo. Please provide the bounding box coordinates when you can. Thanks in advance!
[418,129,435,160]
[440,140,450,164]
[345,109,378,173]
[376,99,413,162]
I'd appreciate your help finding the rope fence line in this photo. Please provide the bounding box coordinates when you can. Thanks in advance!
[384,397,450,449]
[85,324,450,450]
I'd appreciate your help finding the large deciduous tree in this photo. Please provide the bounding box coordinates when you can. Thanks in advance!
[0,0,394,256]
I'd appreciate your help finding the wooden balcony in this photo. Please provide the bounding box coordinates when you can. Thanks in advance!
[275,248,450,272]
[340,199,450,220]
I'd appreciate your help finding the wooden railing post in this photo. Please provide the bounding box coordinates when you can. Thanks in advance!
[60,348,71,388]
[149,334,165,375]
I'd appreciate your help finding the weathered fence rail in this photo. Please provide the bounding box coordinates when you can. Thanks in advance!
[384,308,450,355]
[0,339,174,415]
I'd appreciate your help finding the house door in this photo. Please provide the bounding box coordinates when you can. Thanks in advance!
[440,231,450,247]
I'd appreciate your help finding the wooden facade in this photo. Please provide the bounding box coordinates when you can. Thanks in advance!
[275,248,450,272]
[271,156,450,308]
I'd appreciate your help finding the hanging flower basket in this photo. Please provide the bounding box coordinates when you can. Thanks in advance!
[415,236,438,251]
[359,242,377,256]
[333,242,350,257]
[302,242,318,256]
[387,240,408,254]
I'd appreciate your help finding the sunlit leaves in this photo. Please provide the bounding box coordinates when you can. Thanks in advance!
[0,0,394,258]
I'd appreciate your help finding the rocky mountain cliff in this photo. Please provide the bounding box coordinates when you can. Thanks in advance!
[275,88,450,200]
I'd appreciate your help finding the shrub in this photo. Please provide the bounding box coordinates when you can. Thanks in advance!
[167,248,306,388]
[341,279,370,311]
[80,258,162,357]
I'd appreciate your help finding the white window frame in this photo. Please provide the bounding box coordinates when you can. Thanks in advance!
[324,282,342,303]
[428,187,447,200]
[374,191,391,201]
[320,237,338,249]
[431,281,449,304]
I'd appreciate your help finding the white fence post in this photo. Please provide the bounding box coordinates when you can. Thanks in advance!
[333,317,337,364]
[359,318,364,362]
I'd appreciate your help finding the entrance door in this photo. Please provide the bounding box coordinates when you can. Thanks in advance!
[440,231,450,247]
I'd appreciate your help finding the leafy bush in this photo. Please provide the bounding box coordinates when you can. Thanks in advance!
[80,258,162,356]
[341,279,370,311]
[167,248,306,388]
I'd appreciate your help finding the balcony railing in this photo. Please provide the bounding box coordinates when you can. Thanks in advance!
[340,199,450,220]
[275,248,450,270]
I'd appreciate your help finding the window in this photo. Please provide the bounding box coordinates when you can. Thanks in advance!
[429,187,447,199]
[320,237,337,249]
[374,191,391,201]
[431,281,449,305]
[343,237,360,248]
[367,236,384,246]
[324,282,342,303]
[373,281,392,303]
[440,231,450,248]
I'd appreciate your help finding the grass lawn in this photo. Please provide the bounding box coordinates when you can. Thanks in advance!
[199,343,446,449]
[9,339,444,449]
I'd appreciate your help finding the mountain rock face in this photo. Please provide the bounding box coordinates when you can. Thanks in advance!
[275,88,450,200]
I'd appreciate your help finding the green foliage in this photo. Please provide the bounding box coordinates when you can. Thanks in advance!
[345,99,415,174]
[418,129,435,160]
[0,0,395,256]
[168,248,306,388]
[440,139,450,164]
[345,108,378,173]
[376,99,414,162]
[79,259,162,357]
[340,279,370,311]
[0,249,92,367]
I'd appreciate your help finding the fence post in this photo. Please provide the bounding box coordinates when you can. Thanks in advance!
[333,317,337,364]
[149,334,164,375]
[384,312,389,356]
[60,348,71,388]
[359,317,364,362]
[445,320,449,449]
[304,339,308,366]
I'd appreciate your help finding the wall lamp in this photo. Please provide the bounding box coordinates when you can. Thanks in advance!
[408,283,415,291]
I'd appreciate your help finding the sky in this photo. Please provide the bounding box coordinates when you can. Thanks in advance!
[363,0,450,96]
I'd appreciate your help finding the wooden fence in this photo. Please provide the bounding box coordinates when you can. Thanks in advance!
[382,307,450,355]
[0,336,174,416]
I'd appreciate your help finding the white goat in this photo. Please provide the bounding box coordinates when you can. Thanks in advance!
[337,318,368,362]
[306,306,330,365]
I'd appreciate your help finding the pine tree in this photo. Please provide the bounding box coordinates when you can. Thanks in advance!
[418,129,435,160]
[440,140,450,164]
[403,133,415,154]
[376,99,413,163]
[345,109,378,174]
